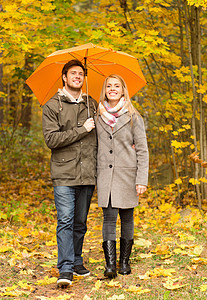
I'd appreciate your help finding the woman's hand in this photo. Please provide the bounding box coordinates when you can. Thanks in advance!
[136,185,147,196]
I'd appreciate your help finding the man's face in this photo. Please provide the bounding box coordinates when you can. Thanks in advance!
[63,66,84,91]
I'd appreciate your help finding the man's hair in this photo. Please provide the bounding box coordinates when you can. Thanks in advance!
[62,59,85,86]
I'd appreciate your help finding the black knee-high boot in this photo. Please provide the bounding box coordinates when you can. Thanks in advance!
[118,238,133,275]
[102,240,117,278]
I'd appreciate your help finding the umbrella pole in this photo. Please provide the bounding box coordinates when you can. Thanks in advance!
[84,57,90,118]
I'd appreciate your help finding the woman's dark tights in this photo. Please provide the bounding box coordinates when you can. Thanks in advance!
[102,198,134,241]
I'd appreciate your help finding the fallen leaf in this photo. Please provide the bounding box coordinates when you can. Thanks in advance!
[191,257,207,264]
[124,285,150,294]
[108,294,125,299]
[139,253,153,259]
[200,284,207,292]
[106,279,122,288]
[0,246,12,253]
[161,254,172,260]
[163,279,187,290]
[83,296,92,300]
[162,259,174,264]
[134,238,152,248]
[193,245,204,256]
[35,276,57,285]
[89,258,104,263]
[94,280,102,290]
[138,274,150,280]
[83,295,92,300]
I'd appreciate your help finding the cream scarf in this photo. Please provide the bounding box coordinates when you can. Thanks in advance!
[99,97,128,127]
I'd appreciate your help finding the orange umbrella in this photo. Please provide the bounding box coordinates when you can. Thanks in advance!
[26,43,147,106]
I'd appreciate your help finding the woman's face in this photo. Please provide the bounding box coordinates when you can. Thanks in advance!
[105,77,123,105]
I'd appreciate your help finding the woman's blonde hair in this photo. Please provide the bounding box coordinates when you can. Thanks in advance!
[98,74,139,118]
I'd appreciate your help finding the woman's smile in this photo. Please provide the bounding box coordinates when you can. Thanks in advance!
[106,77,123,106]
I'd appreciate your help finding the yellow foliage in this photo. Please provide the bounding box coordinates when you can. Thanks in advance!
[83,296,92,300]
[170,213,180,224]
[203,95,207,103]
[177,233,195,241]
[200,284,207,292]
[93,280,102,290]
[124,285,150,294]
[189,178,200,185]
[106,280,122,288]
[139,253,153,259]
[35,276,57,285]
[171,140,191,149]
[134,238,152,248]
[89,258,104,263]
[191,258,207,264]
[187,0,207,8]
[163,278,187,290]
[159,203,172,212]
[175,178,182,185]
[199,177,207,183]
[107,295,125,300]
[153,244,170,255]
[0,246,12,253]
[140,267,176,279]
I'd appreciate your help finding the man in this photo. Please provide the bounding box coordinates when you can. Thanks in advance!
[42,59,97,287]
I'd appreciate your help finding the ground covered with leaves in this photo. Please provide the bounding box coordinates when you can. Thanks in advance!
[1,127,207,300]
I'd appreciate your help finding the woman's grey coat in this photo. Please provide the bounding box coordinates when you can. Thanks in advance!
[96,112,149,209]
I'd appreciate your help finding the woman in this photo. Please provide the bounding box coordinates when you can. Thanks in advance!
[96,74,149,278]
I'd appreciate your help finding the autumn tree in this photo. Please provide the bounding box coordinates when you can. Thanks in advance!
[73,0,207,206]
[1,0,206,206]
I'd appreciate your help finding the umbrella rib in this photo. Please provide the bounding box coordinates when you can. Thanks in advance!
[66,52,83,61]
[53,52,107,77]
[88,63,115,66]
[86,58,107,77]
[87,65,106,77]
[87,50,112,60]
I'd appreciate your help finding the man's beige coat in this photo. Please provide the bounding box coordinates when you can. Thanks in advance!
[96,112,149,209]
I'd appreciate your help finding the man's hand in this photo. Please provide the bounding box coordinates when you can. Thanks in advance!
[83,118,95,132]
[136,185,147,196]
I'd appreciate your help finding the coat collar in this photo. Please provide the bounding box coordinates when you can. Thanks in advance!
[98,112,131,135]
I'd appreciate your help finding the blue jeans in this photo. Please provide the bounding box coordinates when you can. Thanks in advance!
[54,185,95,273]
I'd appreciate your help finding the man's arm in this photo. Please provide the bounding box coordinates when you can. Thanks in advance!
[42,104,93,150]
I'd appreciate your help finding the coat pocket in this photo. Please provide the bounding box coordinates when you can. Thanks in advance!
[51,151,77,179]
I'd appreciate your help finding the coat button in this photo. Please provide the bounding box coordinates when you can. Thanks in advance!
[109,135,112,139]
[109,164,112,168]
[109,150,113,154]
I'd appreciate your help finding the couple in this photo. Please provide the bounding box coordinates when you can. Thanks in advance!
[42,59,149,287]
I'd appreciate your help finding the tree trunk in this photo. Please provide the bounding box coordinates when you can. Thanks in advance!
[0,54,3,125]
[184,0,201,209]
[196,6,205,199]
[21,56,33,131]
[0,4,3,125]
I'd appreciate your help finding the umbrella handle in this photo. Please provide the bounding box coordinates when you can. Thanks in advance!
[84,56,90,118]
[85,75,90,118]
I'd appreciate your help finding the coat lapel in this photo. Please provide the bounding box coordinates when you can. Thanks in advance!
[112,112,131,134]
[97,112,131,135]
[97,116,113,135]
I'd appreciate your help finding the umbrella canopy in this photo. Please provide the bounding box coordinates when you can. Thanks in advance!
[26,43,147,106]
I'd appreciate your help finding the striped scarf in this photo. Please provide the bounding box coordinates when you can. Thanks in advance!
[99,97,128,128]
